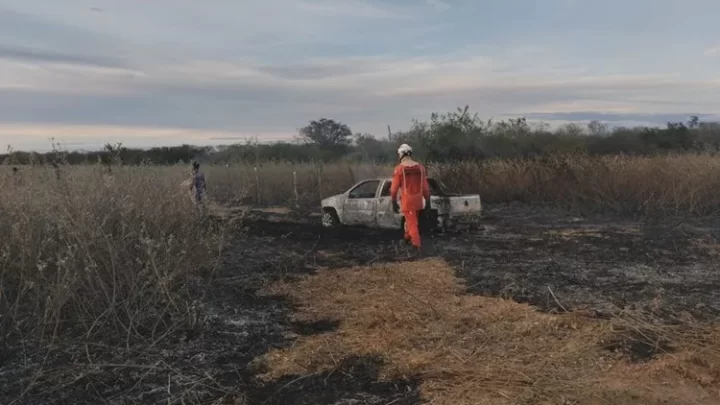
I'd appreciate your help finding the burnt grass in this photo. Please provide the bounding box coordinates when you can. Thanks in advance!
[3,203,720,404]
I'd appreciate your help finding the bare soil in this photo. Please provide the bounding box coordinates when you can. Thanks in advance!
[3,203,720,404]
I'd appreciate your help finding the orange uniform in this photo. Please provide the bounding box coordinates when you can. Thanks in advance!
[390,158,431,248]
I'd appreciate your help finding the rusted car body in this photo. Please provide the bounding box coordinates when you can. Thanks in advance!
[320,177,481,231]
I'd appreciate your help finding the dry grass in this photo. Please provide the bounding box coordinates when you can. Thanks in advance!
[435,154,720,217]
[205,153,720,217]
[4,153,719,346]
[0,164,228,353]
[261,258,720,405]
[3,152,720,400]
[206,162,389,207]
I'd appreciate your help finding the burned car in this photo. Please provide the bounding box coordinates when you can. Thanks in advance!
[320,177,481,231]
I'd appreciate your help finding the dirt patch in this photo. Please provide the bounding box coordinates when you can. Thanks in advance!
[261,258,720,405]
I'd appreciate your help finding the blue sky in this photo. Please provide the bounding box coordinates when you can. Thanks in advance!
[1,0,719,150]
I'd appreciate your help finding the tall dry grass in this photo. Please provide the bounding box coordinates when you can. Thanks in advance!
[435,153,720,216]
[207,153,720,217]
[0,165,226,355]
[206,162,390,207]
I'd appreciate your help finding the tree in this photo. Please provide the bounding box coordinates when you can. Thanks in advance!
[588,120,609,137]
[558,123,585,137]
[491,117,531,138]
[426,106,487,160]
[299,118,353,149]
[354,133,395,163]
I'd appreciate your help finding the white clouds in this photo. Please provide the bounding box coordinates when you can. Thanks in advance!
[3,49,718,119]
[0,0,412,55]
[2,45,719,108]
[704,46,720,57]
[2,0,720,150]
[0,59,144,95]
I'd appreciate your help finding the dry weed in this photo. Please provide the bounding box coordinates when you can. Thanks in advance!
[205,154,720,217]
[0,164,227,355]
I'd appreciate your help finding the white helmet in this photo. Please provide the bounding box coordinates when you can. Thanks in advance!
[397,143,412,157]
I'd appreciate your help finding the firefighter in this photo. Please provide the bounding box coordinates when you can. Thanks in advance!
[390,143,431,253]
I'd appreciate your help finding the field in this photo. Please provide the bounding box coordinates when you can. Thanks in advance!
[2,156,720,404]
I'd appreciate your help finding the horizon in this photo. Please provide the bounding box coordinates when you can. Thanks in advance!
[2,0,719,151]
[4,115,710,154]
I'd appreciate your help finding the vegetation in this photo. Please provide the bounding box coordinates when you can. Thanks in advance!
[3,107,720,402]
[194,153,720,218]
[0,164,233,401]
[3,108,720,165]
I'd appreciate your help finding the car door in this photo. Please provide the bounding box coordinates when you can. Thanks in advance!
[342,180,381,226]
[376,180,402,229]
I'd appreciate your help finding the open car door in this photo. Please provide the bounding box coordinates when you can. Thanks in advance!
[376,180,403,229]
[342,180,381,227]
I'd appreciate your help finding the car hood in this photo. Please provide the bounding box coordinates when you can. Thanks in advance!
[321,194,346,208]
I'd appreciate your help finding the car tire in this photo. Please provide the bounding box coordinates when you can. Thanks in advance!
[321,209,340,228]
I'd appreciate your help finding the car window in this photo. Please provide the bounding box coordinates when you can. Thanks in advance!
[380,181,391,197]
[348,180,380,199]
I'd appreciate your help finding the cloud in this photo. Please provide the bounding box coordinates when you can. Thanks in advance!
[0,8,126,54]
[0,58,145,95]
[425,0,451,11]
[295,0,409,18]
[520,112,716,124]
[704,46,720,57]
[2,0,720,151]
[0,45,125,68]
[1,48,719,122]
[0,0,410,59]
[2,52,717,132]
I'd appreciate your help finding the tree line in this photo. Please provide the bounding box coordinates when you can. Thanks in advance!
[3,107,720,166]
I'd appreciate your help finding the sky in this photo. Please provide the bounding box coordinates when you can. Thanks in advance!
[1,0,719,151]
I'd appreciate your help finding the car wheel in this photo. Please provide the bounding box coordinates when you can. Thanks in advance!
[321,210,340,228]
